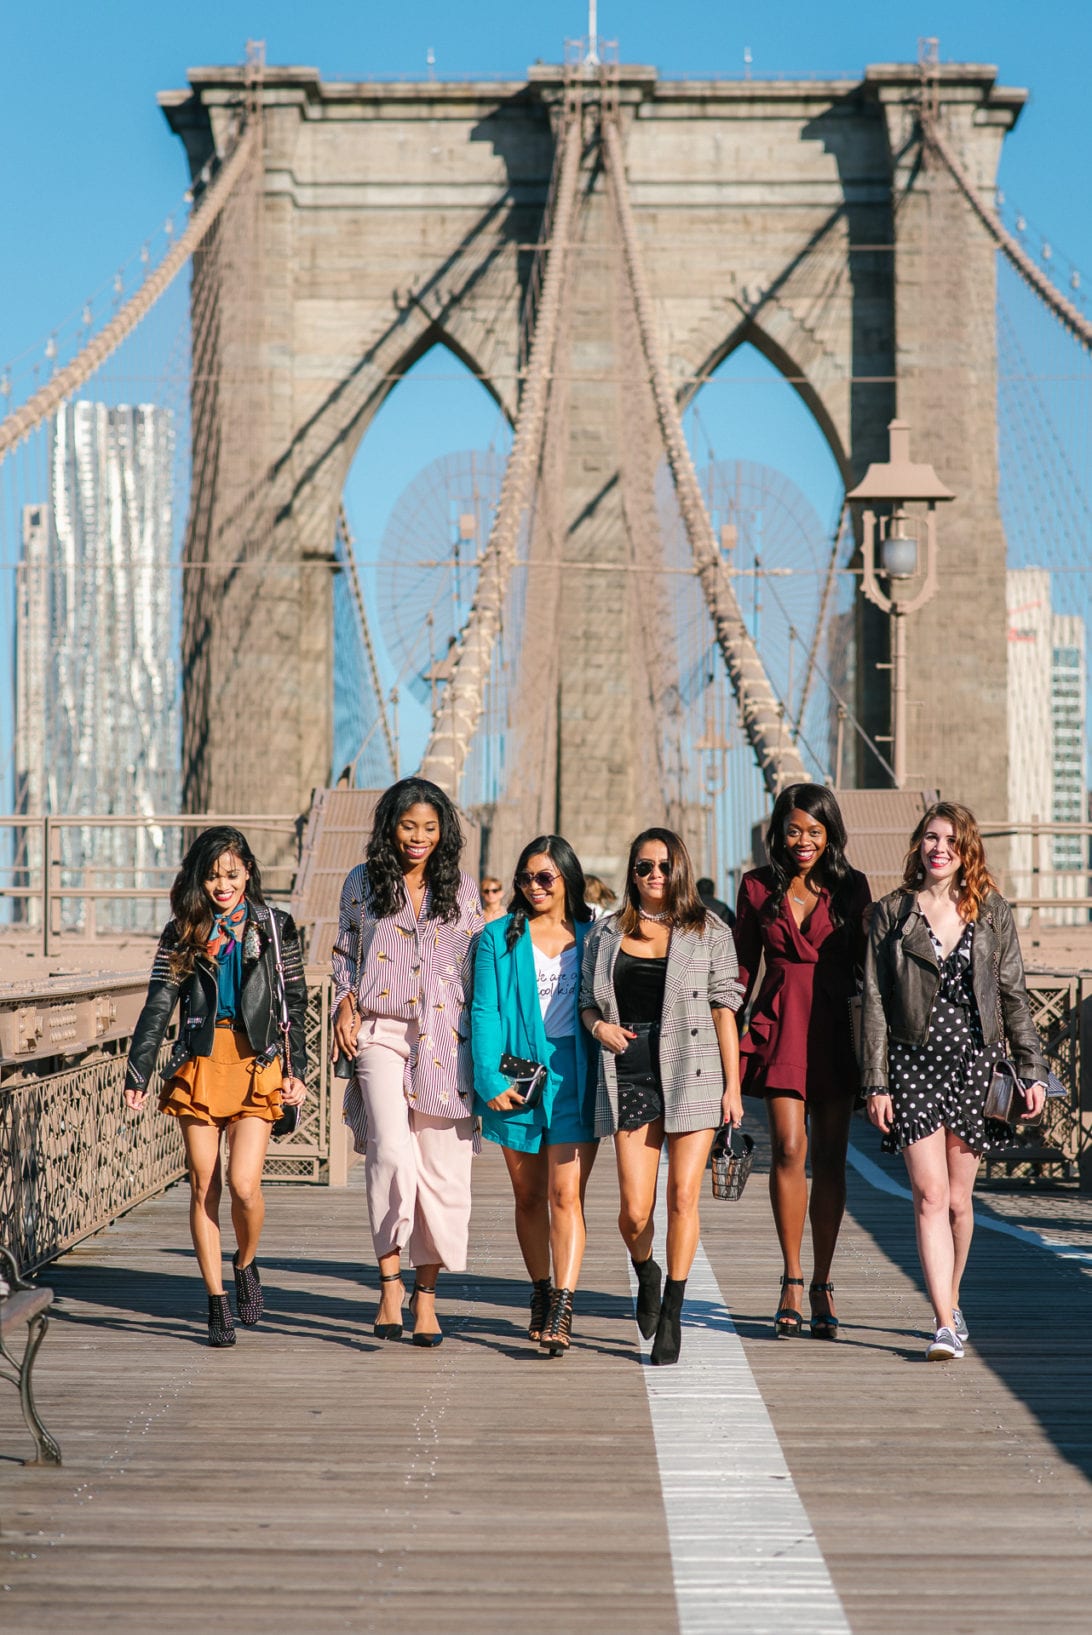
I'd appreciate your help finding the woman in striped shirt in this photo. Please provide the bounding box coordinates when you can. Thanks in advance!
[331,778,483,1347]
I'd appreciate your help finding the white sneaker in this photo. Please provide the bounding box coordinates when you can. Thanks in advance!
[952,1306,969,1342]
[926,1326,964,1362]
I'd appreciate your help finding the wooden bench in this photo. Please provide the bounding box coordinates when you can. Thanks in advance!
[0,1246,62,1465]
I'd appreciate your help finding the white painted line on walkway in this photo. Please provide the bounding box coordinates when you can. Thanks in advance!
[631,1184,851,1635]
[846,1140,1092,1266]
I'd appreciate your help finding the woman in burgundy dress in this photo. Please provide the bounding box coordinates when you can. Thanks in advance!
[735,784,871,1340]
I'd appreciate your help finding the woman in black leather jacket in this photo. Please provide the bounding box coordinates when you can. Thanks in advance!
[124,827,308,1346]
[861,802,1046,1362]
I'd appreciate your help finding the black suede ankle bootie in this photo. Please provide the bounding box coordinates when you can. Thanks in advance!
[650,1277,686,1366]
[632,1255,663,1340]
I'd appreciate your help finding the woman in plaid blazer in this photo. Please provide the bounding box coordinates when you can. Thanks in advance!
[580,828,743,1365]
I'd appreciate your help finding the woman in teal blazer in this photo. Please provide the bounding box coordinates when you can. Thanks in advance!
[472,835,599,1355]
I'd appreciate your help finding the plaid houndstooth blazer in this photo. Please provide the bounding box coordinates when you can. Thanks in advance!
[579,912,743,1136]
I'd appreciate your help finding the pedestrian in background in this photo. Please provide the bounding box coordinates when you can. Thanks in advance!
[481,874,506,923]
[331,777,483,1348]
[125,826,308,1347]
[584,875,618,920]
[696,875,735,930]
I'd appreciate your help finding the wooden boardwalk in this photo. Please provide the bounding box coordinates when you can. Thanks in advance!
[2,1124,1091,1635]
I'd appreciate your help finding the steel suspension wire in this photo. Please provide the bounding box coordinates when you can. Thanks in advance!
[418,81,584,793]
[0,120,259,463]
[335,505,398,779]
[922,114,1092,353]
[600,112,807,796]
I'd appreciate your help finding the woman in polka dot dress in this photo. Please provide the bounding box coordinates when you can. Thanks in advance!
[860,803,1047,1361]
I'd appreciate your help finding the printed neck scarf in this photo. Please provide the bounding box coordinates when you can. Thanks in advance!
[206,900,248,962]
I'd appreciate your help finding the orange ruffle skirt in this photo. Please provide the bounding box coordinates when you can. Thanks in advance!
[161,1022,284,1127]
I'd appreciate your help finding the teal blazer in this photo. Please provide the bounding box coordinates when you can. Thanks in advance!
[471,915,597,1147]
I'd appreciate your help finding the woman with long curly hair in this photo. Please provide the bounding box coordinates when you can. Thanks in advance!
[580,828,742,1366]
[124,827,308,1347]
[471,836,599,1355]
[734,784,871,1340]
[861,802,1046,1361]
[331,777,483,1347]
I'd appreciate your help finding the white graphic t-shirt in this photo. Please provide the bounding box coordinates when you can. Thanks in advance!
[532,942,579,1039]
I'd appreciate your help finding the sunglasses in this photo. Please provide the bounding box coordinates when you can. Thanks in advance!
[516,870,560,891]
[482,885,503,896]
[633,859,671,878]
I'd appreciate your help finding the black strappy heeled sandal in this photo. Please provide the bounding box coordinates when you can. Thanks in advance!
[774,1276,804,1338]
[373,1271,405,1340]
[528,1278,553,1342]
[409,1281,443,1348]
[540,1287,574,1356]
[809,1281,839,1341]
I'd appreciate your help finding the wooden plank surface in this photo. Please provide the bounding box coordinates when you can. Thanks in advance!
[2,1123,1091,1634]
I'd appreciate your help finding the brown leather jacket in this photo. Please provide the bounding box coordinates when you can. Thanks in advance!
[860,888,1047,1091]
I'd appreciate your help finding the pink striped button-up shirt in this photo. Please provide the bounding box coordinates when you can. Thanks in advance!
[331,864,483,1149]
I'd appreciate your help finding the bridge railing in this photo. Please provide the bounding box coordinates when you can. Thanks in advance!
[0,812,302,954]
[979,819,1092,938]
[1,967,342,1276]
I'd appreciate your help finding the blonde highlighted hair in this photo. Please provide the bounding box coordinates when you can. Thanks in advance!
[899,801,998,922]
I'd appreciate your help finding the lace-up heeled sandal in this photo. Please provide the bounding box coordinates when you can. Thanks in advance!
[774,1276,804,1339]
[207,1292,237,1348]
[409,1281,443,1349]
[540,1287,574,1356]
[528,1277,553,1342]
[232,1251,263,1326]
[373,1271,405,1341]
[809,1281,839,1341]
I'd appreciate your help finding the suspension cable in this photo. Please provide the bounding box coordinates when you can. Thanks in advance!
[601,109,807,795]
[418,79,584,792]
[0,119,259,461]
[335,505,398,777]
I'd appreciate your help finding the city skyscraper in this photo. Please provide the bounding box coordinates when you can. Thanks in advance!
[13,402,178,928]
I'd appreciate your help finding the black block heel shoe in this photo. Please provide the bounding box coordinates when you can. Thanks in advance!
[650,1277,686,1366]
[528,1277,553,1342]
[373,1271,405,1340]
[809,1280,839,1340]
[208,1292,237,1347]
[632,1255,663,1340]
[232,1251,263,1326]
[540,1287,574,1356]
[774,1276,804,1338]
[410,1282,444,1348]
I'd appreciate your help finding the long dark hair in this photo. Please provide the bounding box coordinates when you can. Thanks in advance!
[169,825,264,976]
[899,800,997,923]
[365,776,464,923]
[617,827,707,937]
[505,835,592,952]
[764,783,853,928]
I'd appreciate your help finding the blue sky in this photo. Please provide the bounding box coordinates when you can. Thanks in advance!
[2,1,1090,774]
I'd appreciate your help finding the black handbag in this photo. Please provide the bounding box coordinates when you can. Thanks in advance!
[984,1057,1044,1127]
[709,1125,755,1201]
[499,1052,547,1109]
[266,908,304,1141]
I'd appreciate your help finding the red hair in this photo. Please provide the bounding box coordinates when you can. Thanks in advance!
[899,801,997,922]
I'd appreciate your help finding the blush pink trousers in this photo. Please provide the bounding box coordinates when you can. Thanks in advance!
[354,1016,474,1271]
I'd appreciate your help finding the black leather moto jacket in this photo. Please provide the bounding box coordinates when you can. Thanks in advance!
[125,903,308,1092]
[860,888,1047,1092]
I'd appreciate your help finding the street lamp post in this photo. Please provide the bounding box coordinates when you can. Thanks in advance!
[847,420,955,788]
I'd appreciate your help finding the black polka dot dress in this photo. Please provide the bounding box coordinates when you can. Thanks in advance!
[885,921,1017,1156]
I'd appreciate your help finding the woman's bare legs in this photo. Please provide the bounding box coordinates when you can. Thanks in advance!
[546,1140,599,1288]
[614,1121,665,1262]
[765,1093,808,1314]
[902,1126,965,1331]
[501,1145,551,1282]
[180,1120,226,1293]
[946,1130,980,1316]
[225,1116,272,1266]
[807,1096,854,1323]
[663,1127,718,1279]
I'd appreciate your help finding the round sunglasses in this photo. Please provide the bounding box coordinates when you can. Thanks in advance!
[515,870,560,890]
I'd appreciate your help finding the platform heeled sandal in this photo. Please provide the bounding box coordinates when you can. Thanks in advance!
[808,1280,839,1341]
[774,1276,804,1338]
[528,1277,553,1342]
[373,1271,405,1340]
[409,1281,443,1349]
[540,1287,574,1356]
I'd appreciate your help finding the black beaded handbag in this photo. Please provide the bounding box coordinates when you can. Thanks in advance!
[709,1125,755,1201]
[498,1052,547,1109]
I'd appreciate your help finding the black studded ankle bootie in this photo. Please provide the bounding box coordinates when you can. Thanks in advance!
[650,1277,686,1367]
[208,1292,237,1348]
[632,1255,663,1340]
[232,1252,263,1326]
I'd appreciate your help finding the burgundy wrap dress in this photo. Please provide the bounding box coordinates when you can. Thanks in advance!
[734,865,871,1104]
